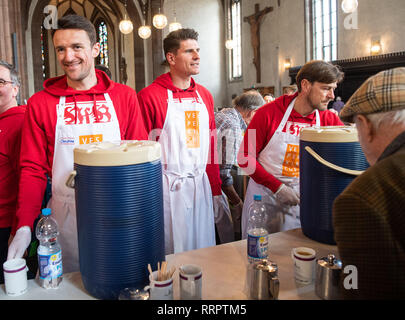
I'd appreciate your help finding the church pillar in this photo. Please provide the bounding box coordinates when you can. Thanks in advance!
[0,0,13,63]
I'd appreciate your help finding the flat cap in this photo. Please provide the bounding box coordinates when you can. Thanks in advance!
[340,67,405,123]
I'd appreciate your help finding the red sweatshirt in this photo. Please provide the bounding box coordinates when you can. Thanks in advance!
[137,73,222,196]
[16,70,148,230]
[0,106,26,228]
[237,93,343,193]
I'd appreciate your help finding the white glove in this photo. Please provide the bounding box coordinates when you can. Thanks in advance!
[7,226,32,260]
[274,184,300,206]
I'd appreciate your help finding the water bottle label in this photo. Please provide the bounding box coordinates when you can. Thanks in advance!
[38,250,63,280]
[247,234,268,260]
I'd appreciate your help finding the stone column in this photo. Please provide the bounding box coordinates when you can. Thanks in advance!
[0,0,13,63]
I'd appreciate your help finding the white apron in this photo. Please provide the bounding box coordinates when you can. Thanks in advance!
[160,89,215,255]
[48,93,121,273]
[241,99,320,238]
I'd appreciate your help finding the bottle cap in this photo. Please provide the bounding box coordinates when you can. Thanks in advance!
[254,194,262,201]
[42,208,51,216]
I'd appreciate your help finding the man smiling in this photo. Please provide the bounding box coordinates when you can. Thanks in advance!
[7,15,147,272]
[238,60,344,237]
[138,29,227,254]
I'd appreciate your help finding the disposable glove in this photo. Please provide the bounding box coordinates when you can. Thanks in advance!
[213,194,234,243]
[7,226,31,260]
[213,194,231,223]
[274,184,300,206]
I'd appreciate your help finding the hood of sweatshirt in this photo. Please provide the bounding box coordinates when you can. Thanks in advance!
[43,69,114,97]
[0,105,26,121]
[153,72,197,93]
[42,69,114,124]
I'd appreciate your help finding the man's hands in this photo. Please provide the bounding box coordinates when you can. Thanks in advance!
[274,184,300,206]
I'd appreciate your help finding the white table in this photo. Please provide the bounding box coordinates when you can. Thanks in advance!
[1,228,337,300]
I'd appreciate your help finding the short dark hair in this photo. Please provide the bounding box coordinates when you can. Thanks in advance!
[296,60,344,92]
[51,14,97,46]
[163,28,199,57]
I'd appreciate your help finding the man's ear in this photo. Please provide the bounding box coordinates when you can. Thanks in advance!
[12,85,19,99]
[166,52,175,66]
[92,42,101,58]
[300,79,311,94]
[356,114,374,143]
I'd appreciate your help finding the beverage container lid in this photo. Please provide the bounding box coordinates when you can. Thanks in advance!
[254,194,262,201]
[42,208,51,216]
[317,254,342,270]
[118,288,149,300]
[74,140,161,166]
[300,126,359,143]
[253,259,278,275]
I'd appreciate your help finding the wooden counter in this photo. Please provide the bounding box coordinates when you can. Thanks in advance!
[0,228,337,300]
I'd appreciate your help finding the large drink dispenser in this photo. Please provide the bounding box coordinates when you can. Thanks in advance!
[66,141,164,299]
[299,126,368,244]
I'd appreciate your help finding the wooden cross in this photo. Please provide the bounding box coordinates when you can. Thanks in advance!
[244,4,273,83]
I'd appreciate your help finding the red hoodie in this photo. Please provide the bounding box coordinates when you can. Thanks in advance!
[0,106,26,228]
[237,93,343,193]
[16,70,148,230]
[137,73,222,195]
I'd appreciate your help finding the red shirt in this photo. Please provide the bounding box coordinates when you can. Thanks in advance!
[237,93,343,193]
[0,106,26,228]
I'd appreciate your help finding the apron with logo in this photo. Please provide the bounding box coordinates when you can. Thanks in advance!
[241,99,320,238]
[48,93,121,273]
[160,89,215,254]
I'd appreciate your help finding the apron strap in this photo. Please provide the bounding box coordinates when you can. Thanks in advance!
[103,93,113,105]
[167,89,174,102]
[275,98,296,133]
[315,109,320,127]
[58,96,66,118]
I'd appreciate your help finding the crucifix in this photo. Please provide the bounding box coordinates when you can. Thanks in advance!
[244,4,273,83]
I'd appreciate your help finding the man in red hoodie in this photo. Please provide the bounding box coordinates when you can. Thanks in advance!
[0,61,25,283]
[238,60,344,239]
[7,15,147,272]
[138,29,227,254]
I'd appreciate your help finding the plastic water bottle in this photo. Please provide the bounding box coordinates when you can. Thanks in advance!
[36,208,63,289]
[247,194,269,264]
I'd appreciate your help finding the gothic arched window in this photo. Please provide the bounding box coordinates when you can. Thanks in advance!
[96,20,109,67]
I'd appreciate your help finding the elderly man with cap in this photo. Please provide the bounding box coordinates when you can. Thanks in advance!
[333,67,405,299]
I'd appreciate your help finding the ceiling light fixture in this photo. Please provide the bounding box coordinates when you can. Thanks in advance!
[153,8,168,29]
[119,0,133,34]
[341,0,358,13]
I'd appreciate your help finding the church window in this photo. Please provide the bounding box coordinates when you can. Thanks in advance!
[312,0,337,61]
[96,20,109,67]
[229,0,242,80]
